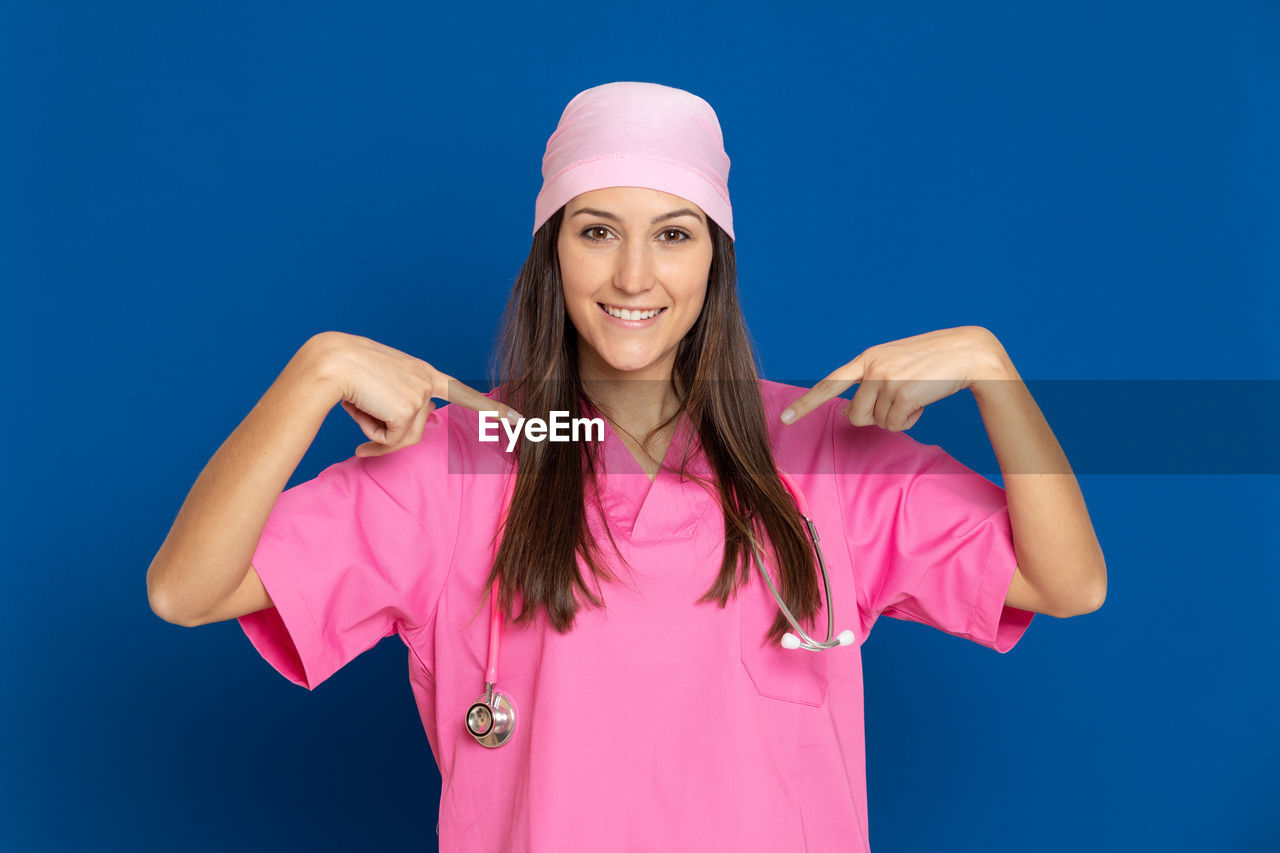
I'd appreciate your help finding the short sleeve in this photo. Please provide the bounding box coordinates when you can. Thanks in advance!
[831,405,1035,653]
[237,409,463,690]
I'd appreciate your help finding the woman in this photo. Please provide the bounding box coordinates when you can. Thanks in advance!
[147,82,1106,851]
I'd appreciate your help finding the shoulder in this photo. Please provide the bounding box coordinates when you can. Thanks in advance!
[756,378,805,420]
[439,389,516,474]
[756,378,844,454]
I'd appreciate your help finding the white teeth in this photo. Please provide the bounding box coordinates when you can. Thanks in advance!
[603,304,664,321]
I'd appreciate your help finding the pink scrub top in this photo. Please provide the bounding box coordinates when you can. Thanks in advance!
[238,378,1035,852]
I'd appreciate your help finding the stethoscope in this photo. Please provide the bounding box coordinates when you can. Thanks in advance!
[465,466,856,748]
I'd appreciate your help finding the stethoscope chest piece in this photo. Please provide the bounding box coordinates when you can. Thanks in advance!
[466,686,517,748]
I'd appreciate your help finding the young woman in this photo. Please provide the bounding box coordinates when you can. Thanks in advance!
[147,81,1106,851]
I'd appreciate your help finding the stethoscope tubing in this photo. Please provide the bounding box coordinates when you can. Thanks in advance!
[467,462,853,746]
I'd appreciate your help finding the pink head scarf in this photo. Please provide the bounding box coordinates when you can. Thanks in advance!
[532,81,734,241]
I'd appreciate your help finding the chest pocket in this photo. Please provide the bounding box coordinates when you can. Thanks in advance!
[737,568,831,707]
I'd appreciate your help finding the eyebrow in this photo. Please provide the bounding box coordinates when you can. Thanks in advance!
[570,206,706,226]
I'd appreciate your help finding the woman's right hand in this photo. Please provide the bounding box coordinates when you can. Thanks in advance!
[313,331,521,458]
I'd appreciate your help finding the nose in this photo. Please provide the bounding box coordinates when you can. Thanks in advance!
[613,236,656,295]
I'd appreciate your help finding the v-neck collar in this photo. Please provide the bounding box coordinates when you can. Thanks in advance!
[584,400,714,542]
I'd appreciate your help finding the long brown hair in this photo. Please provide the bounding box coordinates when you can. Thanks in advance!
[481,206,821,646]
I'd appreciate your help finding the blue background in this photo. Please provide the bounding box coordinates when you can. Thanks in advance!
[3,1,1277,850]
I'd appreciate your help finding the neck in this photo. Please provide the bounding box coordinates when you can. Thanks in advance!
[579,348,682,438]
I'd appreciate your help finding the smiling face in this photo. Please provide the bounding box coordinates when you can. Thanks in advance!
[557,186,714,384]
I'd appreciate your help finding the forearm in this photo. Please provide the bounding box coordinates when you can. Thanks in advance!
[146,333,343,625]
[969,337,1107,615]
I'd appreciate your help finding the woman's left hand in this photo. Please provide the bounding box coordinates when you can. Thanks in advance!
[780,325,1014,431]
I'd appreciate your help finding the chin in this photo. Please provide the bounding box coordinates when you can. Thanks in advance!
[580,329,673,376]
[593,349,661,374]
[602,358,658,375]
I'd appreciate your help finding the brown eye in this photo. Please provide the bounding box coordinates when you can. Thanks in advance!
[582,226,611,242]
[660,229,691,243]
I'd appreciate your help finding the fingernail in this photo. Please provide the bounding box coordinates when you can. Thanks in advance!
[780,409,795,424]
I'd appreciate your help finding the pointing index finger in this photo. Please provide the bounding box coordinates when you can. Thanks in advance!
[780,361,865,424]
[440,375,523,421]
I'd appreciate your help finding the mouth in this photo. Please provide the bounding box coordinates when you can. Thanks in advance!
[597,302,668,322]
